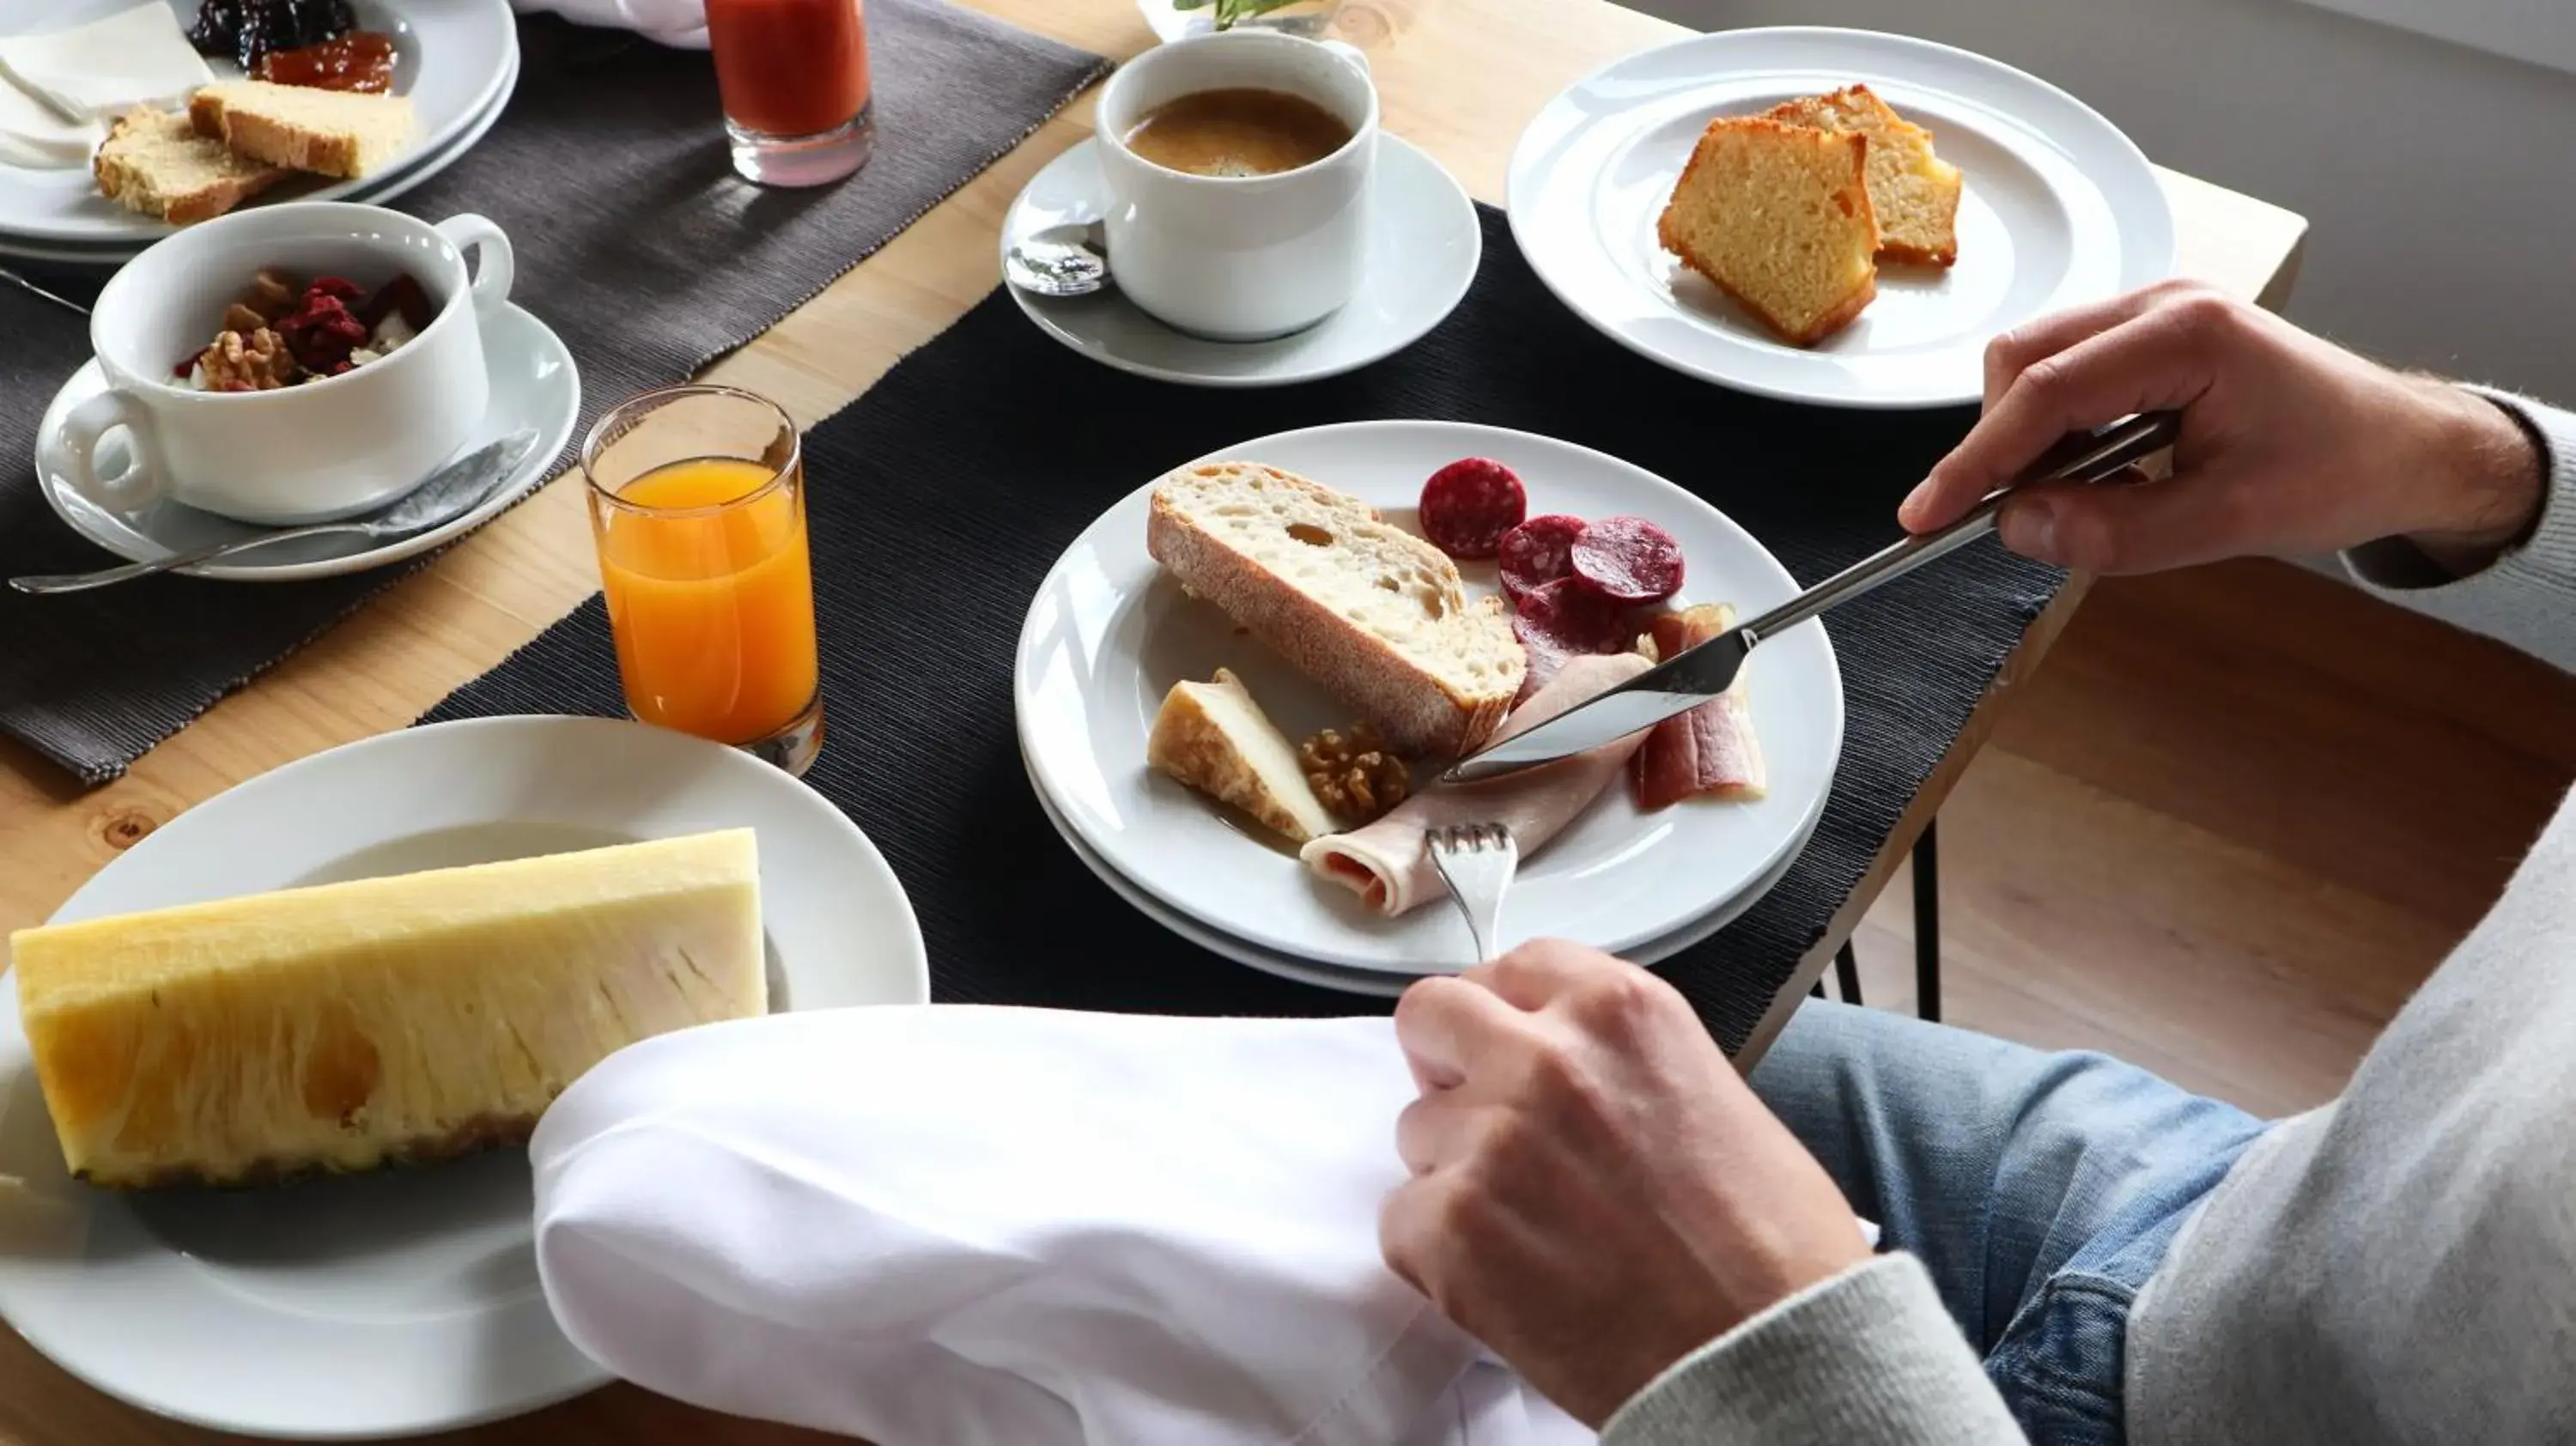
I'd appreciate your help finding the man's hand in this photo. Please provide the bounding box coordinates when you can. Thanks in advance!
[1379,941,1869,1427]
[1901,280,2545,574]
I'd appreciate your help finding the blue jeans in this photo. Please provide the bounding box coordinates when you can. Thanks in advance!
[1747,1000,2270,1446]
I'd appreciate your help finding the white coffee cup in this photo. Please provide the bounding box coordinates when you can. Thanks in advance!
[65,203,515,526]
[1095,29,1377,342]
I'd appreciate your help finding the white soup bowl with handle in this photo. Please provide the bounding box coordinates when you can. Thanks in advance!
[65,202,515,527]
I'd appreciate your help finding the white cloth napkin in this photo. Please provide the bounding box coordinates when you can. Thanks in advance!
[513,0,710,49]
[532,1006,1596,1446]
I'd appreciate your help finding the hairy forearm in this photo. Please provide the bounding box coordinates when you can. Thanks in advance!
[2403,384,2547,574]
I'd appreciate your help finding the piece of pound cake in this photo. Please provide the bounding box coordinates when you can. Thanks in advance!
[1658,116,1880,347]
[93,106,289,225]
[191,81,415,179]
[1767,85,1962,267]
[1147,462,1525,759]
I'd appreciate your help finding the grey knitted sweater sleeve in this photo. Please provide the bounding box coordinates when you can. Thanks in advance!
[1600,1254,2025,1445]
[2342,389,2576,671]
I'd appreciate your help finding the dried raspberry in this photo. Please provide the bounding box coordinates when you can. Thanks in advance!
[306,276,365,306]
[276,294,367,372]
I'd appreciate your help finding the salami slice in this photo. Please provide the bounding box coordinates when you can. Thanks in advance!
[1569,515,1685,603]
[1419,458,1528,560]
[1497,514,1587,599]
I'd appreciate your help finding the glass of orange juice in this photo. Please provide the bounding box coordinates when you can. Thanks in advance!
[581,386,823,775]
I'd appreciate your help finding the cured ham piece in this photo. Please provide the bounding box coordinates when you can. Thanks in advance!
[1300,652,1654,916]
[1634,605,1767,810]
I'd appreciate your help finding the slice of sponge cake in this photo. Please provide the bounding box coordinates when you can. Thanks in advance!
[1766,85,1962,268]
[94,106,289,226]
[190,81,414,179]
[1657,116,1880,347]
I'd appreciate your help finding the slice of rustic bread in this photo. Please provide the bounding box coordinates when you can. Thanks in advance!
[93,106,289,225]
[1766,85,1962,268]
[1147,462,1524,760]
[1657,115,1880,346]
[190,81,414,179]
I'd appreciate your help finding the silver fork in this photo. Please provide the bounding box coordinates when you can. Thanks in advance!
[1427,823,1520,963]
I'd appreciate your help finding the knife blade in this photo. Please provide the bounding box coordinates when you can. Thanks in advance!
[1441,411,2183,785]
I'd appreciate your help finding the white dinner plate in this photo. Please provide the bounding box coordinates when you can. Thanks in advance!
[0,33,518,269]
[0,715,930,1439]
[1014,419,1843,975]
[0,0,519,250]
[1000,133,1480,388]
[1507,27,2173,409]
[1028,750,1823,996]
[33,300,578,580]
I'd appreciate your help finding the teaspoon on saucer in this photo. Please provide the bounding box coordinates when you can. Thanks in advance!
[10,428,541,595]
[1004,221,1110,298]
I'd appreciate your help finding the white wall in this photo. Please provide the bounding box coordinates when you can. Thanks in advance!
[1630,0,2576,407]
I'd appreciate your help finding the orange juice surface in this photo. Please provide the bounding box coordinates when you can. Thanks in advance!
[595,457,819,745]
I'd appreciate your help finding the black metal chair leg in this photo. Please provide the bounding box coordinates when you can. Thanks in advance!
[1914,818,1941,1023]
[1833,941,1862,1007]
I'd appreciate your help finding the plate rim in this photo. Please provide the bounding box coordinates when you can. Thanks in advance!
[0,0,522,248]
[0,714,929,1439]
[999,131,1482,390]
[1012,416,1847,973]
[1504,23,2176,410]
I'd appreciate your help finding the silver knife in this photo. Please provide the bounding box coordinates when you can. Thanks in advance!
[1442,410,2184,785]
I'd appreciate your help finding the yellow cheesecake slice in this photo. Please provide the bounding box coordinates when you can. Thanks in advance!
[10,829,767,1188]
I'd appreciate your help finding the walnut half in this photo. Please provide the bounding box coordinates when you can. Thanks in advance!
[1299,724,1412,827]
[195,328,300,392]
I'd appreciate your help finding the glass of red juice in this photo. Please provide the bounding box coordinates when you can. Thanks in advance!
[706,0,876,187]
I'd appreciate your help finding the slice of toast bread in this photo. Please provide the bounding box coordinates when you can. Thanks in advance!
[1146,462,1525,760]
[1657,115,1880,347]
[190,82,414,179]
[1766,85,1962,267]
[94,106,289,225]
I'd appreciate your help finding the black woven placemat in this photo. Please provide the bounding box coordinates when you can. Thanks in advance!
[425,205,2060,1055]
[0,1,1107,787]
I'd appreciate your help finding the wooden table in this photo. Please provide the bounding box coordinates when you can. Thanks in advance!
[0,0,2306,1438]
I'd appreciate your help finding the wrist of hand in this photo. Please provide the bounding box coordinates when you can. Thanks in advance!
[2403,384,2545,571]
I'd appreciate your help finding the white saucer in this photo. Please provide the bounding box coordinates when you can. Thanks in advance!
[0,36,519,270]
[0,0,520,253]
[33,301,579,581]
[0,715,930,1439]
[1508,27,2174,409]
[1014,418,1844,977]
[1029,750,1822,996]
[1000,133,1480,388]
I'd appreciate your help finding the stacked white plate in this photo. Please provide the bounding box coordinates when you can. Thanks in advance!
[0,0,519,268]
[1013,419,1845,997]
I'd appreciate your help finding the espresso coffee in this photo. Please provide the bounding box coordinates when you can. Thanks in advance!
[1124,87,1354,179]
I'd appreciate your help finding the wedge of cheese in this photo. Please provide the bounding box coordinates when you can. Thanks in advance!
[10,830,767,1188]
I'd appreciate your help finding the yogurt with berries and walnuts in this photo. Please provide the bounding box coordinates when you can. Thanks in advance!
[179,267,433,392]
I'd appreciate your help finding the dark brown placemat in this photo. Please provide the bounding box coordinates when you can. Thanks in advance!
[423,205,2061,1056]
[0,1,1107,787]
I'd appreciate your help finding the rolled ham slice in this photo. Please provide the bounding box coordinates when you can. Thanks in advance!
[1300,652,1655,916]
[1635,605,1767,810]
